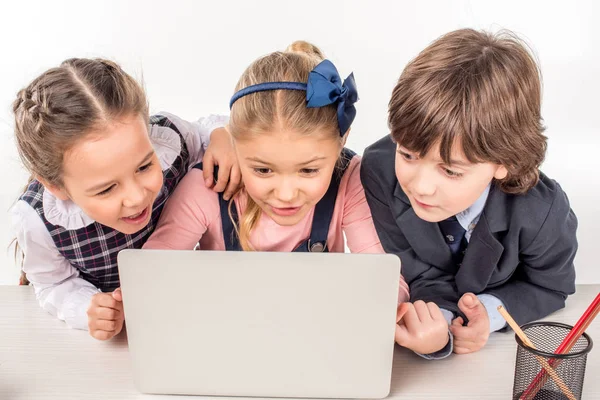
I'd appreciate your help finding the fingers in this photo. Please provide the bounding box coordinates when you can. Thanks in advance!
[412,300,431,323]
[94,319,118,332]
[222,164,242,201]
[90,318,124,341]
[213,161,231,193]
[202,152,216,189]
[396,303,410,323]
[91,305,122,320]
[91,330,115,341]
[398,303,419,328]
[426,301,445,320]
[87,292,125,341]
[452,333,482,354]
[395,322,410,346]
[88,308,125,341]
[449,322,477,340]
[91,292,121,311]
[450,313,489,354]
[458,293,486,321]
[453,344,474,354]
[111,287,122,302]
[88,314,124,340]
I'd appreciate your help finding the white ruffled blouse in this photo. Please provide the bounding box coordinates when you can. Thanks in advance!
[10,112,227,330]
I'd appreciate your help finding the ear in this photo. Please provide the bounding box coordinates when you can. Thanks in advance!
[494,165,508,180]
[36,177,70,201]
[340,128,351,147]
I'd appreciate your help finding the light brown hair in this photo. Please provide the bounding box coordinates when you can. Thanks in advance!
[12,58,148,283]
[13,58,148,188]
[388,28,546,194]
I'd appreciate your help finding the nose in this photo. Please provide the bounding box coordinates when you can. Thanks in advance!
[274,176,298,204]
[122,181,146,209]
[410,167,436,197]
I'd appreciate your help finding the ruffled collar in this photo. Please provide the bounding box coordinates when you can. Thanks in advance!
[43,189,95,229]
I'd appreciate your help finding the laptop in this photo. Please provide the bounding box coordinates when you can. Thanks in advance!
[117,249,400,399]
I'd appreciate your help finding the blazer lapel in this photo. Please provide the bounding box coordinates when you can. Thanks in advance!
[455,214,504,293]
[392,184,457,273]
[455,184,509,294]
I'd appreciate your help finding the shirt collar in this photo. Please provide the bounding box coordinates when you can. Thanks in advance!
[455,183,491,233]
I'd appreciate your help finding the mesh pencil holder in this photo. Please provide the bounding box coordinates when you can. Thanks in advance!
[513,322,593,400]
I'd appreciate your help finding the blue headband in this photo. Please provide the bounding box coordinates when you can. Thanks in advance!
[229,59,358,136]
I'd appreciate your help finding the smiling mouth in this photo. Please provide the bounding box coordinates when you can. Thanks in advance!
[121,207,149,223]
[128,210,143,218]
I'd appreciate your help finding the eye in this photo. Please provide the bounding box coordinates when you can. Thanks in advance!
[398,150,416,161]
[96,185,115,196]
[443,167,463,179]
[300,168,319,175]
[138,161,153,172]
[253,168,272,176]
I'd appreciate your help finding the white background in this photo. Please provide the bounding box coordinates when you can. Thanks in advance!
[1,0,598,284]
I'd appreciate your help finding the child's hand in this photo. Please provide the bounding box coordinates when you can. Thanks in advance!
[449,293,490,354]
[395,301,449,354]
[87,288,124,341]
[202,126,241,201]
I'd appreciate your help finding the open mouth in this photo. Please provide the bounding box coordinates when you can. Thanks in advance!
[121,207,149,224]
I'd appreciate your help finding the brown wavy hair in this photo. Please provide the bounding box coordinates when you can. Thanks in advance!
[388,28,546,194]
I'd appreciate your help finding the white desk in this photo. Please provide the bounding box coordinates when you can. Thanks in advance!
[0,285,598,400]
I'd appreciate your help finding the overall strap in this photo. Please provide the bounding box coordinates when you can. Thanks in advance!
[192,163,242,251]
[295,148,356,252]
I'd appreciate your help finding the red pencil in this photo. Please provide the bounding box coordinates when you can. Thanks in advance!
[521,292,600,400]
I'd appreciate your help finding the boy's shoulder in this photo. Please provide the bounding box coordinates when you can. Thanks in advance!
[507,171,569,210]
[489,171,575,241]
[361,135,397,187]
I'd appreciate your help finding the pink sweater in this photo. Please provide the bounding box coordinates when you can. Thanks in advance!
[144,156,409,302]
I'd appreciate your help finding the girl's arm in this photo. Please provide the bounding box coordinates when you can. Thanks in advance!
[157,112,239,199]
[144,168,220,250]
[341,157,409,303]
[10,201,100,330]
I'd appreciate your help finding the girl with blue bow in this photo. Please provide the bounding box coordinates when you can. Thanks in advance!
[145,41,370,254]
[145,41,448,355]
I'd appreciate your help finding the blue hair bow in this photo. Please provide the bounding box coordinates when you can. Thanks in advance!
[306,60,357,136]
[229,59,358,136]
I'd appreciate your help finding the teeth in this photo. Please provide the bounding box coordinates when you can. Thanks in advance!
[128,210,143,219]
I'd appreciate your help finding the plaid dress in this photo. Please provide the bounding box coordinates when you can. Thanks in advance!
[19,115,189,292]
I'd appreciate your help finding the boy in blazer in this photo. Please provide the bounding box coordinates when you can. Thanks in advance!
[361,29,577,356]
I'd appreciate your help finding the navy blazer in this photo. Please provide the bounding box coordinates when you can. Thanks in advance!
[361,135,578,325]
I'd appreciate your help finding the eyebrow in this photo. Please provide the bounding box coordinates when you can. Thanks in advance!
[245,156,327,166]
[441,159,471,167]
[398,147,471,167]
[85,150,154,193]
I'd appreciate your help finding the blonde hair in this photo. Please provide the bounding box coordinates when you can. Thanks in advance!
[388,29,546,194]
[229,41,341,250]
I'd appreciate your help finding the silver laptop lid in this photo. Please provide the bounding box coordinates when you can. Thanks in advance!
[118,250,400,399]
